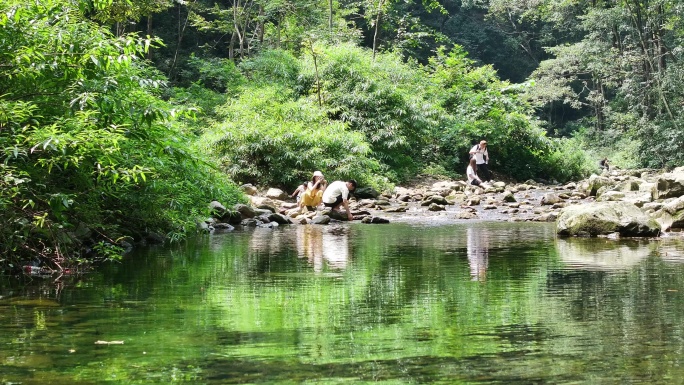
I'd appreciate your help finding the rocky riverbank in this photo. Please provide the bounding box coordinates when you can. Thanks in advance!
[204,167,684,238]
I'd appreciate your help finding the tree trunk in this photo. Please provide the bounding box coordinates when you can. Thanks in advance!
[146,15,153,60]
[328,0,333,34]
[372,0,385,61]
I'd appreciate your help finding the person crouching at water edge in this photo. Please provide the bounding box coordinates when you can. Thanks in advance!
[467,157,484,187]
[322,179,357,221]
[299,170,327,211]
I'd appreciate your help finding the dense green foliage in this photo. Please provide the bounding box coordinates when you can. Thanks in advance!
[0,0,244,269]
[7,0,683,267]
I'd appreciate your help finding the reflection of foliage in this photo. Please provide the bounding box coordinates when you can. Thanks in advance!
[5,225,684,382]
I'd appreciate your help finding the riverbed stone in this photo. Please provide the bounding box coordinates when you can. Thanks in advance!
[428,203,446,211]
[384,206,407,213]
[311,215,331,225]
[466,196,481,206]
[457,211,477,219]
[209,201,227,218]
[541,193,561,205]
[652,168,684,199]
[586,174,613,196]
[557,202,660,237]
[268,213,291,225]
[240,183,258,196]
[422,195,449,206]
[265,188,288,200]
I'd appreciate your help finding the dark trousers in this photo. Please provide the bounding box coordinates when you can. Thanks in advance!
[477,163,490,181]
[324,195,343,209]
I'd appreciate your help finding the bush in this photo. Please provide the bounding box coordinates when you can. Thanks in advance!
[204,86,390,191]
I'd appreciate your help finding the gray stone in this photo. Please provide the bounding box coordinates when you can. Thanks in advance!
[541,193,561,206]
[653,169,684,199]
[265,188,288,200]
[234,203,257,219]
[556,202,660,237]
[240,184,258,196]
[268,213,292,225]
[311,215,331,225]
[428,203,446,211]
[501,191,516,203]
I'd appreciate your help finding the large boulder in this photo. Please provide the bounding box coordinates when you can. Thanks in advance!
[586,174,613,196]
[652,196,684,231]
[234,203,257,219]
[652,167,684,199]
[556,202,660,237]
[353,186,380,199]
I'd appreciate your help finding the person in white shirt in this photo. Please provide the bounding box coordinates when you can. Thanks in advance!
[469,140,490,182]
[466,157,483,186]
[322,180,357,221]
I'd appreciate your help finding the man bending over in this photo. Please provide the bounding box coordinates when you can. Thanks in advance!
[322,180,357,221]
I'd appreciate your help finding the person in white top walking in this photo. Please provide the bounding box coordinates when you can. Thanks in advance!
[469,140,491,182]
[322,180,357,221]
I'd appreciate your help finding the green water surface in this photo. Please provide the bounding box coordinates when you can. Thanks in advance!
[2,222,684,384]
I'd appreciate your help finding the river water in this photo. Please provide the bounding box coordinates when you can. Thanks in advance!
[2,222,684,384]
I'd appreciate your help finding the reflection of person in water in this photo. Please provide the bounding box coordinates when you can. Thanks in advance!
[296,226,349,272]
[467,227,489,281]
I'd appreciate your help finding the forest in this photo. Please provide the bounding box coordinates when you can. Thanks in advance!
[1,0,683,267]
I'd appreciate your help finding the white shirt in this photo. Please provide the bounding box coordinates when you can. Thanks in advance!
[470,144,489,165]
[467,165,479,183]
[322,181,349,204]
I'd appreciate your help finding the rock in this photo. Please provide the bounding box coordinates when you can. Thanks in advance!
[213,223,234,231]
[257,204,277,213]
[596,191,625,202]
[428,203,446,211]
[265,188,288,200]
[310,215,331,225]
[536,212,558,222]
[541,193,561,206]
[397,194,411,202]
[146,232,166,244]
[653,168,684,199]
[362,216,390,224]
[234,203,257,219]
[501,191,516,203]
[241,218,258,227]
[384,206,407,213]
[295,216,310,224]
[422,195,449,206]
[615,180,641,192]
[556,202,660,237]
[353,186,380,199]
[268,213,292,225]
[466,196,481,206]
[652,196,684,231]
[209,201,227,217]
[483,205,497,210]
[586,174,613,196]
[250,196,278,208]
[258,221,279,228]
[255,208,274,217]
[457,211,477,219]
[374,199,391,206]
[240,184,258,196]
[357,199,376,207]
